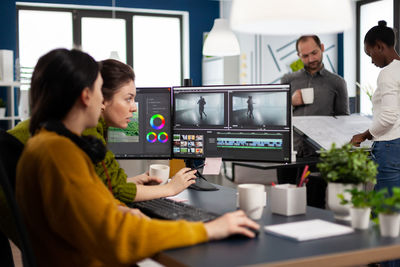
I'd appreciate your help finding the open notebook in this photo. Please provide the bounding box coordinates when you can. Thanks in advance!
[264,219,354,241]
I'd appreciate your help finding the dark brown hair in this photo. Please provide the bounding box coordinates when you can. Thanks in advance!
[100,59,135,101]
[29,49,99,135]
[296,35,322,53]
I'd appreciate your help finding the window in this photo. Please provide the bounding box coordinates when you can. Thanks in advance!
[81,17,127,63]
[18,9,73,89]
[133,15,181,87]
[17,4,186,89]
[356,0,395,115]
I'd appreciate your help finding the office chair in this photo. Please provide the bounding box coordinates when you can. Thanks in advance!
[0,129,36,267]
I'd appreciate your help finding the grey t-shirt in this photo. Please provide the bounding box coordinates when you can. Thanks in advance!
[281,66,350,116]
[281,66,349,157]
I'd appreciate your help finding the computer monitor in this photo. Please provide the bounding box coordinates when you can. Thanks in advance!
[172,84,292,162]
[107,87,172,159]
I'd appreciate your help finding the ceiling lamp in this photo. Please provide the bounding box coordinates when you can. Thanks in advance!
[202,18,240,57]
[230,0,353,35]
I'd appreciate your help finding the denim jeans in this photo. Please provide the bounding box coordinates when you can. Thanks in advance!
[372,138,400,195]
[372,138,400,267]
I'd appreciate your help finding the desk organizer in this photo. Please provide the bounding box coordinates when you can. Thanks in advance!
[270,184,306,216]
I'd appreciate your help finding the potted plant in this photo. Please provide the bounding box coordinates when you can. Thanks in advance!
[0,98,6,118]
[370,187,400,237]
[338,188,374,229]
[317,143,377,220]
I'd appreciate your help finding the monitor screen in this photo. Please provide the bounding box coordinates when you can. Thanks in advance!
[172,84,292,162]
[108,87,172,159]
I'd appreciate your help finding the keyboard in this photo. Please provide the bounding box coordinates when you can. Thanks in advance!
[129,198,219,222]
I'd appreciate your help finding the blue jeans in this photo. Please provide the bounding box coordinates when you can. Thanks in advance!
[372,138,400,195]
[372,138,400,267]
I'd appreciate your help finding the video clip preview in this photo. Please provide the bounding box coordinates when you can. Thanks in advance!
[172,85,292,162]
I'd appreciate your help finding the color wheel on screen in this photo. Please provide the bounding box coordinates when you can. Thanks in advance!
[150,114,165,130]
[158,132,168,143]
[146,132,157,143]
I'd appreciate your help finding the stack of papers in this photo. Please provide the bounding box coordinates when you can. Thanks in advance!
[264,219,354,241]
[293,115,373,150]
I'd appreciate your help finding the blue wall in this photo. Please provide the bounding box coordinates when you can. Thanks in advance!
[0,0,219,86]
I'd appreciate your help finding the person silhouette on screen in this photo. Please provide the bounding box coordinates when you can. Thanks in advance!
[197,96,207,119]
[247,96,255,119]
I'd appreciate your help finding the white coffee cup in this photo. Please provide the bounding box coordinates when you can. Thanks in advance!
[149,164,170,185]
[238,184,265,220]
[301,88,314,104]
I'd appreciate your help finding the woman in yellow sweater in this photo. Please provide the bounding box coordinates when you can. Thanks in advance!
[16,48,259,267]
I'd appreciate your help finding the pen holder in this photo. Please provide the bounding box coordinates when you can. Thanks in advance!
[270,184,306,216]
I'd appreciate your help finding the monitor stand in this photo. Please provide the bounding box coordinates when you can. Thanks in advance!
[185,159,219,191]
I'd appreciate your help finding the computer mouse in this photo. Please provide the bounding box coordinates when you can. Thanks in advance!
[229,227,260,239]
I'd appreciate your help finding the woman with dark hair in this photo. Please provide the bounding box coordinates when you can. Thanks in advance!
[351,20,400,196]
[9,59,196,205]
[16,48,259,266]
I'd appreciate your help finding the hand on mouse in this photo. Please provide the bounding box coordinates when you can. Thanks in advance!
[166,167,197,195]
[204,210,260,240]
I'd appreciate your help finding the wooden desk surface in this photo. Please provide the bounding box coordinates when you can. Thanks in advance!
[153,185,400,267]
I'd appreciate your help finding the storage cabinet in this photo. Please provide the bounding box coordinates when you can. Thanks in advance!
[0,81,20,129]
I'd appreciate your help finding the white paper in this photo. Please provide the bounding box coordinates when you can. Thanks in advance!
[202,157,222,175]
[264,219,354,241]
[293,114,373,150]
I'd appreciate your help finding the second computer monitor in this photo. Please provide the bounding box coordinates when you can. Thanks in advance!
[172,84,292,162]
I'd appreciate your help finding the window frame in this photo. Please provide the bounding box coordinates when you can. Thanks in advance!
[355,0,400,113]
[16,4,185,84]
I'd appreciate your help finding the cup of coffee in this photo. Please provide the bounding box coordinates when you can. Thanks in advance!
[238,184,266,220]
[149,164,170,185]
[301,88,314,104]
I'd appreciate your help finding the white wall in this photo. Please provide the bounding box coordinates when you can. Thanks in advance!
[222,2,339,84]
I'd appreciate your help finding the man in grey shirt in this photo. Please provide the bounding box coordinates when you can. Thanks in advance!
[281,35,350,116]
[279,35,350,208]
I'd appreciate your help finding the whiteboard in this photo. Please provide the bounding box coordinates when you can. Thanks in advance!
[293,114,373,150]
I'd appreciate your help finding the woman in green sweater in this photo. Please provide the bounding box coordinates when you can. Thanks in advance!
[16,48,258,267]
[9,60,196,205]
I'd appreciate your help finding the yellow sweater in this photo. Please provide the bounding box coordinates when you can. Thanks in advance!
[16,129,208,267]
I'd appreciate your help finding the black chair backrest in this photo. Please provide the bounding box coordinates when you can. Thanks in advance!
[0,129,24,190]
[0,129,36,267]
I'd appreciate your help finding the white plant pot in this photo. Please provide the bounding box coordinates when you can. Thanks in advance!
[350,207,371,230]
[0,108,5,118]
[327,182,362,221]
[379,213,400,237]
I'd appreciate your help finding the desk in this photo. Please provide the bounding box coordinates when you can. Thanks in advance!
[153,185,400,267]
[230,157,319,183]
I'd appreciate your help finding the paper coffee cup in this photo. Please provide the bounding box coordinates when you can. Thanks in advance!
[149,164,170,185]
[238,184,265,220]
[301,88,314,104]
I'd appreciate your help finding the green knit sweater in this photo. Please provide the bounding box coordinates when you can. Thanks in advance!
[8,119,137,203]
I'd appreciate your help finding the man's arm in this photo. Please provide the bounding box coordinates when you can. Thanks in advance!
[281,74,303,107]
[334,78,350,115]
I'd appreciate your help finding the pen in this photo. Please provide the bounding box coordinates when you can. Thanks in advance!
[192,163,205,170]
[298,165,309,187]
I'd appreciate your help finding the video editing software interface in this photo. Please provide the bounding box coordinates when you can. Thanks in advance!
[172,85,292,162]
[108,87,171,159]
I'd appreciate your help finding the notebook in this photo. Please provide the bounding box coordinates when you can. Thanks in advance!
[264,219,354,241]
